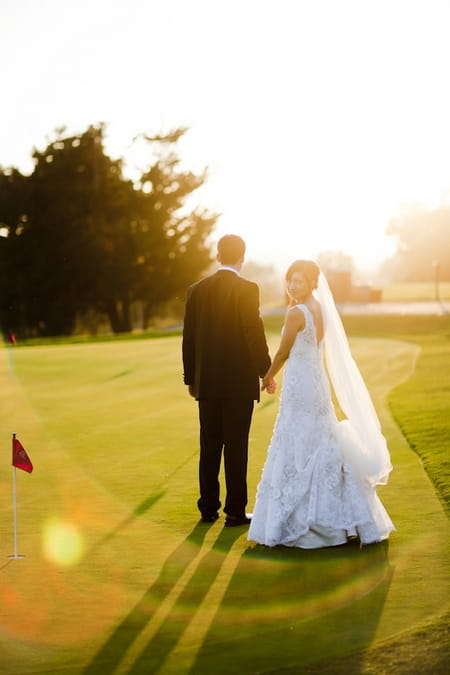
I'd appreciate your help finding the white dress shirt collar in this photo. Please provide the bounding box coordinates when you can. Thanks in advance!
[218,265,240,276]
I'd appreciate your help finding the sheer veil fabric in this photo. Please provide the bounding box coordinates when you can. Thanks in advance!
[315,273,393,488]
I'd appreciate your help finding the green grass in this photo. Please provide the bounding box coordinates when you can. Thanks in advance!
[337,313,450,674]
[341,314,450,516]
[0,314,449,674]
[8,327,183,348]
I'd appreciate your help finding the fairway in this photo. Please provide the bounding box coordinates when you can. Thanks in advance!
[0,335,449,674]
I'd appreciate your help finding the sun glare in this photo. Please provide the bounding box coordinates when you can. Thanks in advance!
[2,1,450,274]
[43,518,85,567]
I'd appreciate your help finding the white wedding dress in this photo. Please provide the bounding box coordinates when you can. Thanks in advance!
[248,304,395,549]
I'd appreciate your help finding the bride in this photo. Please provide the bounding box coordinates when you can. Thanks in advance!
[248,260,395,549]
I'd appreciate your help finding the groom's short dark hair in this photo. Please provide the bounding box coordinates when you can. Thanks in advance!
[217,234,246,265]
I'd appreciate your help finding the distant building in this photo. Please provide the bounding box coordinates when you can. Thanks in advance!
[326,270,382,303]
[326,270,352,303]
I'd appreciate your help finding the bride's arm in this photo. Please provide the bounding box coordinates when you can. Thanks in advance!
[262,307,305,390]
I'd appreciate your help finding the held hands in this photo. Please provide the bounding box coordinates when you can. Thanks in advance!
[261,376,276,394]
[265,380,277,394]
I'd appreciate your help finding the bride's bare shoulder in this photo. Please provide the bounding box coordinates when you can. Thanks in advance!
[286,304,306,328]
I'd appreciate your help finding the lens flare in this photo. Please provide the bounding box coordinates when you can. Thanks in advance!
[43,518,85,566]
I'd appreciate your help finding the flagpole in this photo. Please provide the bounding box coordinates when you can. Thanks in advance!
[9,433,24,559]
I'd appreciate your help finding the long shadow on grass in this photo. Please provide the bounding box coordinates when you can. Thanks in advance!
[83,522,241,674]
[189,540,393,675]
[85,448,198,557]
[85,491,166,558]
[127,526,244,673]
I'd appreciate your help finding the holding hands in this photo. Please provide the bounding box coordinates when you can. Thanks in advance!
[262,375,276,394]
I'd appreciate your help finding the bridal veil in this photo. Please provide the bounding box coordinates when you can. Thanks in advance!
[315,272,393,487]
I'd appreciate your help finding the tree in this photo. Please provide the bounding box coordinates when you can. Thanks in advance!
[125,131,216,329]
[383,203,450,282]
[0,125,217,336]
[0,169,31,336]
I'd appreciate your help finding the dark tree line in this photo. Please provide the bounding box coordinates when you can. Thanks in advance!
[0,125,217,337]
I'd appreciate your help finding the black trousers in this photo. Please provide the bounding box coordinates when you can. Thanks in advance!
[197,397,254,518]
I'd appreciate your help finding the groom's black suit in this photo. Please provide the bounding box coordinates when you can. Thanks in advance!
[182,268,271,520]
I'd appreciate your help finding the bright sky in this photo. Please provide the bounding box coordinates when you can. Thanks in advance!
[2,0,450,275]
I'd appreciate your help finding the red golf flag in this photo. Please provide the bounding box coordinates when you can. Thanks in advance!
[12,437,33,473]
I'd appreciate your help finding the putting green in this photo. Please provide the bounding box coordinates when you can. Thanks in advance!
[0,337,448,674]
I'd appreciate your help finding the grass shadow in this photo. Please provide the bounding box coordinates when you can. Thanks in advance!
[127,526,244,673]
[189,540,393,674]
[256,397,277,412]
[103,369,133,381]
[83,520,216,674]
[86,491,166,557]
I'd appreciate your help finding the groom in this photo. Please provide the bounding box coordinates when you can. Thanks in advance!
[182,234,271,526]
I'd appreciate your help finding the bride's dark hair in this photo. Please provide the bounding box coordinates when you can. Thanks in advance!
[285,260,320,290]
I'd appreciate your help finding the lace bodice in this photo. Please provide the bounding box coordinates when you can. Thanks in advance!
[280,305,335,423]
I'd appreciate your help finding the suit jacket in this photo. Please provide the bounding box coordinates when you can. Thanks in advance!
[182,269,271,401]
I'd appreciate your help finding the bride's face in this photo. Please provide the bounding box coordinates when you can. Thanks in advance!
[286,271,309,302]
